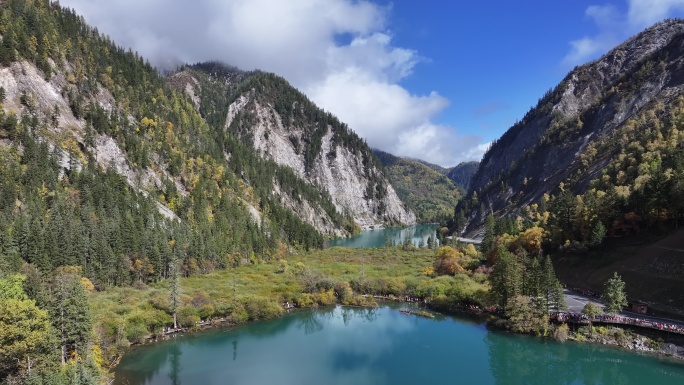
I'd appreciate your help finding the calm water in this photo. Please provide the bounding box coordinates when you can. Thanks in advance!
[327,224,438,248]
[114,306,684,385]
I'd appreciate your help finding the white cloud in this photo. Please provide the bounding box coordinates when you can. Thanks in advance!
[628,0,684,29]
[564,0,684,67]
[59,0,484,167]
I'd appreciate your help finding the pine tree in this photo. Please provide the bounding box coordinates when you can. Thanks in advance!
[170,244,182,329]
[489,247,521,311]
[590,221,606,248]
[49,267,92,364]
[541,256,566,312]
[602,272,628,314]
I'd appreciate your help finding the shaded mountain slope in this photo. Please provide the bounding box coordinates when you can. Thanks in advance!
[461,19,684,236]
[372,149,461,223]
[446,161,479,191]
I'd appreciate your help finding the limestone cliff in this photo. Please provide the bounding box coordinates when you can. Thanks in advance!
[171,64,416,232]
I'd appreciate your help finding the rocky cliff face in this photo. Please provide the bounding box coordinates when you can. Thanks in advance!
[0,60,176,217]
[172,66,415,231]
[465,19,684,233]
[227,92,413,228]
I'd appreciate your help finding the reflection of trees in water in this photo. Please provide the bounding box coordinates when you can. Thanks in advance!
[342,307,353,326]
[363,308,378,322]
[168,342,182,385]
[113,339,175,384]
[339,306,378,326]
[243,315,298,338]
[299,311,325,335]
[485,331,684,385]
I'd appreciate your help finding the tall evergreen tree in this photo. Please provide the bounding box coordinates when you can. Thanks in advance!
[48,267,92,364]
[602,272,628,314]
[489,247,521,311]
[482,213,496,255]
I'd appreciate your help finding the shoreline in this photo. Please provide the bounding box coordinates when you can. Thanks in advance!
[109,297,684,375]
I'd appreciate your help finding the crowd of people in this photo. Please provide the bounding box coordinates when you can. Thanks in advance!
[551,312,684,334]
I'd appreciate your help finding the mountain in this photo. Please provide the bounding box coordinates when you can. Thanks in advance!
[372,149,461,223]
[460,19,684,239]
[445,161,479,191]
[169,63,415,230]
[414,159,447,173]
[0,0,416,296]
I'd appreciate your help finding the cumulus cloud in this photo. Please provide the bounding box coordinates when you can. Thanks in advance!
[59,0,483,166]
[563,0,684,67]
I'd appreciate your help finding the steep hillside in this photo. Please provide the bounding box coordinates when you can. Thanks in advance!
[372,149,461,223]
[461,19,684,239]
[170,63,415,229]
[0,0,358,293]
[415,159,447,173]
[445,161,478,191]
[554,229,684,313]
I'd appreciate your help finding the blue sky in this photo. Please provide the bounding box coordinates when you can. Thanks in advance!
[386,0,684,145]
[61,0,684,166]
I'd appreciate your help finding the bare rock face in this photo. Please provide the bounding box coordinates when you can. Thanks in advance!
[0,61,179,220]
[465,19,684,232]
[224,88,415,231]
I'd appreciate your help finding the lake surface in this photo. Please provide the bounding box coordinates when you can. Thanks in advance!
[327,224,438,248]
[114,305,684,385]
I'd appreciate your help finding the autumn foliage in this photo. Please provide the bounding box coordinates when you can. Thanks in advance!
[433,246,466,276]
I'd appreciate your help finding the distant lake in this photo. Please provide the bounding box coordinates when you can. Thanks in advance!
[113,305,684,385]
[327,224,439,248]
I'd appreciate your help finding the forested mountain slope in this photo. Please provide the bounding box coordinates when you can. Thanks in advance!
[169,63,415,229]
[0,0,394,290]
[372,149,461,223]
[0,1,411,380]
[445,161,478,191]
[458,19,684,245]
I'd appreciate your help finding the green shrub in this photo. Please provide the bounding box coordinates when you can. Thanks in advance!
[553,323,569,342]
[199,304,215,320]
[148,292,171,312]
[178,306,200,327]
[243,296,283,321]
[334,281,353,303]
[227,303,249,324]
[313,289,336,306]
[125,320,148,345]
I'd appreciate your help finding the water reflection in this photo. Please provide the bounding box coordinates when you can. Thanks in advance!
[486,331,684,385]
[327,224,438,248]
[114,307,684,385]
[115,306,413,385]
[168,343,181,385]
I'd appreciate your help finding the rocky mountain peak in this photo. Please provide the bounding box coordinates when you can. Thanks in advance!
[464,18,684,234]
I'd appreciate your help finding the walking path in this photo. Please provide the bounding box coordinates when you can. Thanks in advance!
[558,289,684,334]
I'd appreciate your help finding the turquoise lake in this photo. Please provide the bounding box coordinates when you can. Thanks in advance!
[327,224,439,248]
[113,305,684,385]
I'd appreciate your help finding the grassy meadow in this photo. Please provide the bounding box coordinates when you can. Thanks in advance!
[90,246,488,367]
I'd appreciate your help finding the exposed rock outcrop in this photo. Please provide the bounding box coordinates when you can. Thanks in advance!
[225,90,415,229]
[171,66,416,234]
[0,61,179,220]
[465,19,684,233]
